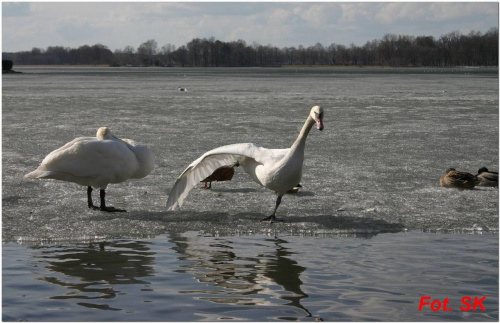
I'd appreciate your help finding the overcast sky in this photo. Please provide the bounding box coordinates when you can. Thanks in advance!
[2,2,499,52]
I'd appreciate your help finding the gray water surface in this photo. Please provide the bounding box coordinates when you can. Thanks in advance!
[2,67,498,321]
[2,232,498,321]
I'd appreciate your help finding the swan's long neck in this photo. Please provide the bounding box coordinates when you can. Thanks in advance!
[290,115,315,153]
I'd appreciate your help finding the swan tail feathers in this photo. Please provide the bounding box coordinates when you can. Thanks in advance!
[25,170,52,179]
[25,168,94,187]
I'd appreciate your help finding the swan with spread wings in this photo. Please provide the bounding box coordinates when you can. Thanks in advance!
[166,105,324,222]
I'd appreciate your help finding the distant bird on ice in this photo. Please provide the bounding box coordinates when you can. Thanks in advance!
[178,87,188,92]
[166,105,324,223]
[476,167,498,187]
[25,127,155,212]
[440,168,480,189]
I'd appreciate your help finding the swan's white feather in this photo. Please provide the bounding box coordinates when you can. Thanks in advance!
[25,128,154,189]
[166,143,287,210]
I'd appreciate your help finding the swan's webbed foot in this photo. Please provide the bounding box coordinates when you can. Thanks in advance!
[88,204,126,212]
[87,187,126,213]
[260,195,284,223]
[260,215,284,223]
[88,203,126,212]
[100,206,126,213]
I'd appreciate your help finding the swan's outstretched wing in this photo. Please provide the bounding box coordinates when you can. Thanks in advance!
[166,143,281,210]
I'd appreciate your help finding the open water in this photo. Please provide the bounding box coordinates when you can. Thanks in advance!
[2,66,499,321]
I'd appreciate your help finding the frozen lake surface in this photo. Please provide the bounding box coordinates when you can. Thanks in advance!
[2,66,498,321]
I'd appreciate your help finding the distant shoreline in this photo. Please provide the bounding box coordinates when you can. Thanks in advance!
[12,64,498,69]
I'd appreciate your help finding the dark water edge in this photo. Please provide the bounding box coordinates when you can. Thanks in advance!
[9,65,500,77]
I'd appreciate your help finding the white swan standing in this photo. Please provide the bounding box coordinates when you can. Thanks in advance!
[25,127,155,212]
[166,105,324,222]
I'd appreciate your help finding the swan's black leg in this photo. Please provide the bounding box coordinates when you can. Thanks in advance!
[99,189,126,212]
[87,186,100,210]
[260,195,284,223]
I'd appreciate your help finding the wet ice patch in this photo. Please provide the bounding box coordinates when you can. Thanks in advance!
[3,67,498,243]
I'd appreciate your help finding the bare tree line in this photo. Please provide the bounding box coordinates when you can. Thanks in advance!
[4,28,498,67]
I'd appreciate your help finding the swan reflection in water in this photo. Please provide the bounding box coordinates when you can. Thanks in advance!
[28,234,321,320]
[32,241,155,311]
[170,232,321,321]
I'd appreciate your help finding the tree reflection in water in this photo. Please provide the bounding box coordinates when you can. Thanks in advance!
[170,233,322,321]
